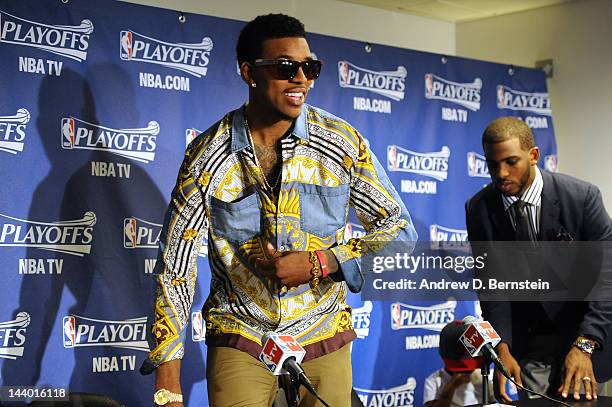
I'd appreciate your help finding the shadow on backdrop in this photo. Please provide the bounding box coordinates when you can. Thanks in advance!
[2,64,205,405]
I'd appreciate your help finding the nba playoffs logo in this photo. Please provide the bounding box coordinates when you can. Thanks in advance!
[338,60,406,101]
[0,312,30,360]
[191,311,205,342]
[61,117,159,163]
[430,224,469,250]
[120,30,213,77]
[354,378,416,407]
[123,217,162,249]
[0,11,93,61]
[387,145,450,181]
[0,108,30,154]
[63,314,149,352]
[545,155,557,172]
[424,74,482,111]
[0,211,95,256]
[497,85,551,116]
[391,301,456,331]
[430,224,468,242]
[467,152,489,178]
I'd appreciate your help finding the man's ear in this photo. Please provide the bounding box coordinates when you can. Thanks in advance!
[240,62,255,87]
[529,146,540,166]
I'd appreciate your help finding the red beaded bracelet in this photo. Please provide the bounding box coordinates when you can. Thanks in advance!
[315,250,329,278]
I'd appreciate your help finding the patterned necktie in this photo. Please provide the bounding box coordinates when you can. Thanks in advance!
[512,200,536,241]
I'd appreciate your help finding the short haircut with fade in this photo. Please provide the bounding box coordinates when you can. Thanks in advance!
[482,116,536,151]
[236,14,307,65]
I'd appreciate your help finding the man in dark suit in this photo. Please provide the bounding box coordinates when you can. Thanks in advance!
[465,117,612,402]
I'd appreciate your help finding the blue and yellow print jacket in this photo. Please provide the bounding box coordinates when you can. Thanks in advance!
[142,104,417,373]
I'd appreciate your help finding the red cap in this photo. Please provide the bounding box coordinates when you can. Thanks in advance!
[443,356,483,372]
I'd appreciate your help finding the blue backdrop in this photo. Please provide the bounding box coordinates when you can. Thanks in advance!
[0,1,556,406]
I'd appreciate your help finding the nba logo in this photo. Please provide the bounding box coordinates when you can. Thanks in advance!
[391,303,402,330]
[467,152,477,177]
[545,155,557,172]
[259,339,281,371]
[192,311,205,342]
[425,74,433,97]
[185,129,198,147]
[338,61,349,86]
[460,327,479,354]
[123,218,137,248]
[497,86,506,107]
[343,223,353,243]
[120,31,133,60]
[345,222,365,241]
[63,316,76,348]
[429,224,439,242]
[387,145,398,170]
[61,118,75,149]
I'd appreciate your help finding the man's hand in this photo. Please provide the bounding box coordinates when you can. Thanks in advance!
[255,243,312,288]
[426,373,470,407]
[494,342,522,403]
[155,360,184,407]
[558,346,597,400]
[446,372,471,390]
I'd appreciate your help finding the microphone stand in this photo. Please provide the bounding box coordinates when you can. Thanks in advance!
[279,371,300,407]
[481,352,491,405]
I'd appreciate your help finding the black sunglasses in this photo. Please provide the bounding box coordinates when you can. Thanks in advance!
[253,59,322,80]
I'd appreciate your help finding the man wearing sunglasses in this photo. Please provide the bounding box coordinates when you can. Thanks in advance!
[143,14,417,407]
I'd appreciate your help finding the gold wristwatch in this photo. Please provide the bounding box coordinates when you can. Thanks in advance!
[154,388,183,405]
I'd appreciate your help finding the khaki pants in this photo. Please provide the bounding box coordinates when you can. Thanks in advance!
[206,344,352,407]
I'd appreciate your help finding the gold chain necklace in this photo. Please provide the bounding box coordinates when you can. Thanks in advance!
[244,117,282,191]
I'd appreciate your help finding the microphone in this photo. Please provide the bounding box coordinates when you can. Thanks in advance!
[259,332,316,396]
[459,315,510,378]
[459,316,573,407]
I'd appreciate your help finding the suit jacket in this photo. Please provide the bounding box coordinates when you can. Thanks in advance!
[465,170,612,382]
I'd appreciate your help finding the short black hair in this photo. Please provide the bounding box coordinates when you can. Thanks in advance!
[482,116,535,151]
[236,14,307,65]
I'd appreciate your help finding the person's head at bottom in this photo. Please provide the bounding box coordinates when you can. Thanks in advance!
[439,321,482,376]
